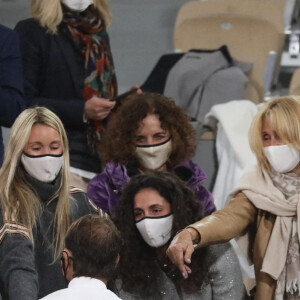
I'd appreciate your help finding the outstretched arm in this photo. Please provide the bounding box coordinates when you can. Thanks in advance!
[167,227,199,278]
[167,192,257,278]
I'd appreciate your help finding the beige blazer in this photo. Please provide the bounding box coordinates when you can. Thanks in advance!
[189,192,277,300]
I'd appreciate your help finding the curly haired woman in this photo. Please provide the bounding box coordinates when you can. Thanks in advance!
[87,92,215,216]
[114,172,246,300]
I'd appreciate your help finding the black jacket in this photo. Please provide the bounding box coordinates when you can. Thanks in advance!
[15,18,115,173]
[0,25,25,165]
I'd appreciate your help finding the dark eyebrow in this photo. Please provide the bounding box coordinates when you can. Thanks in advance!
[149,204,164,209]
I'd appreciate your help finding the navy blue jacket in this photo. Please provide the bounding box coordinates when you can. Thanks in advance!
[15,18,114,173]
[0,25,25,165]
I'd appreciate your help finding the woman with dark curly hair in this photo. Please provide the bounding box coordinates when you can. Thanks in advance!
[87,92,215,216]
[114,172,245,300]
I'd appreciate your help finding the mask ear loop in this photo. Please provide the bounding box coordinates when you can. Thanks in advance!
[61,250,73,283]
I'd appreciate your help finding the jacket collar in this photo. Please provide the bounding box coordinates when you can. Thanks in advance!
[68,276,106,289]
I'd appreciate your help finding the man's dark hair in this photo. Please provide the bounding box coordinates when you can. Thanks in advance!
[65,214,122,280]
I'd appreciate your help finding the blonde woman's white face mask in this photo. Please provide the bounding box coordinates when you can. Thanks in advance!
[22,153,64,183]
[22,124,64,182]
[61,0,93,12]
[264,144,300,173]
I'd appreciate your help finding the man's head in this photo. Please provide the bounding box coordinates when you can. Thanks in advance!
[61,214,122,283]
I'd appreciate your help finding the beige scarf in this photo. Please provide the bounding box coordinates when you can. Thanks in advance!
[228,166,300,280]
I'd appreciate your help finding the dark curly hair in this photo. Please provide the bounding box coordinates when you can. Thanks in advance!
[100,92,196,168]
[114,172,207,296]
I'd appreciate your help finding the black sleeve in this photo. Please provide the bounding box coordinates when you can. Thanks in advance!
[0,26,25,127]
[0,221,38,300]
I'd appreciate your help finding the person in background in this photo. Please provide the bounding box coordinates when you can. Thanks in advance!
[114,172,246,300]
[0,24,25,166]
[15,0,139,191]
[40,214,122,300]
[87,92,215,216]
[0,107,104,300]
[167,96,300,300]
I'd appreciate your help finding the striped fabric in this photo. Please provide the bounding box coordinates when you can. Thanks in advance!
[0,221,30,243]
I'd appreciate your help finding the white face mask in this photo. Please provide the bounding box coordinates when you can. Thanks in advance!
[21,153,64,183]
[61,0,93,12]
[135,139,172,171]
[136,214,173,248]
[264,144,300,173]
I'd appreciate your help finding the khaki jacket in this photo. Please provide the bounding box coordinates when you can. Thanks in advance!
[189,192,277,300]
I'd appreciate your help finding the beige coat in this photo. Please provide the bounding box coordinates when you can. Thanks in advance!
[189,192,277,300]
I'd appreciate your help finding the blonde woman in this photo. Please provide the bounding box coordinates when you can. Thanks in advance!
[167,96,300,300]
[14,0,119,191]
[0,107,102,300]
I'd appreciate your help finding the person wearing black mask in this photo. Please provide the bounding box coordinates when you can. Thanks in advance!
[40,215,122,300]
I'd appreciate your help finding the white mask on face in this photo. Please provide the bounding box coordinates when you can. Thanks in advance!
[21,153,64,183]
[135,139,172,171]
[136,213,173,248]
[264,144,300,173]
[61,0,93,12]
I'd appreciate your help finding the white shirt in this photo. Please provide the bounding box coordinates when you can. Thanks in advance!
[39,277,122,300]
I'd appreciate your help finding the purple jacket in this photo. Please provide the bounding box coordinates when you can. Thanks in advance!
[87,160,216,216]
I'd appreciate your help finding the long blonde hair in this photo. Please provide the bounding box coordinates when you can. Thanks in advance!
[31,0,112,34]
[249,96,300,173]
[0,107,71,260]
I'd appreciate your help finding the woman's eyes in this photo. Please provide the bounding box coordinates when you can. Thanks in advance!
[135,134,168,143]
[134,208,163,220]
[135,137,145,143]
[262,134,270,141]
[134,211,143,219]
[154,135,167,140]
[31,146,60,151]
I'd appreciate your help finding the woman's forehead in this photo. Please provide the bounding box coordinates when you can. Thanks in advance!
[262,114,278,131]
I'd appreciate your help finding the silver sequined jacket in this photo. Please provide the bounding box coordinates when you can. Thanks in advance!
[118,242,247,300]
